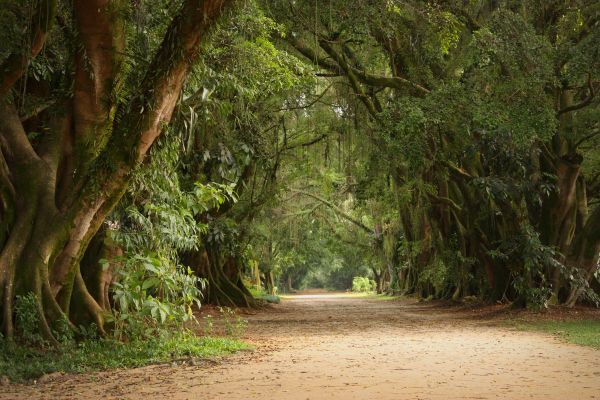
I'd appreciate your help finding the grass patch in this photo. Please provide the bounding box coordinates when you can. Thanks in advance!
[517,320,600,349]
[247,286,280,304]
[363,293,402,301]
[339,292,401,301]
[0,331,250,383]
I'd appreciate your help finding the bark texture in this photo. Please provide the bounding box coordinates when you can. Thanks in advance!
[0,0,234,340]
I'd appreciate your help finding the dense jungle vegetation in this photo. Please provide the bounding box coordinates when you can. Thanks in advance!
[0,0,599,358]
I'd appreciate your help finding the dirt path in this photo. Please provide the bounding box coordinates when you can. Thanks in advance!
[3,293,600,400]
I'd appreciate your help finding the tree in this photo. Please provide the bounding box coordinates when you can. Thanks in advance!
[165,3,312,306]
[0,0,234,342]
[260,0,600,306]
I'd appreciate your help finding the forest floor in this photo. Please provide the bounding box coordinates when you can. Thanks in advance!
[2,291,600,400]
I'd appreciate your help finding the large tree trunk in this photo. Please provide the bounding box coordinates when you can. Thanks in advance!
[565,206,600,306]
[80,227,122,312]
[0,0,233,341]
[185,248,255,308]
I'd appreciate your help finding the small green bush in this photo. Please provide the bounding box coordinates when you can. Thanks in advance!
[352,276,376,293]
[110,254,204,339]
[14,293,45,346]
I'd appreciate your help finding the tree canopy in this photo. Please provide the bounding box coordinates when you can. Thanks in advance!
[0,0,599,346]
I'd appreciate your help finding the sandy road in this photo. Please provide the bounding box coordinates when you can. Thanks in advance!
[2,292,600,399]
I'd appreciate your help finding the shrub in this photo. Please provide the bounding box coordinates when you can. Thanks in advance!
[110,254,204,339]
[352,276,376,293]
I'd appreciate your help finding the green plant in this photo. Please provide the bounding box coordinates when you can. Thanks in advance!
[110,254,204,339]
[352,276,376,293]
[52,317,75,346]
[219,307,248,338]
[0,331,250,383]
[203,314,214,335]
[14,293,45,346]
[247,284,281,303]
[105,136,239,339]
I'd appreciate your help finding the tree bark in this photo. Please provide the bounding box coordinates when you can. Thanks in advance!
[0,0,234,341]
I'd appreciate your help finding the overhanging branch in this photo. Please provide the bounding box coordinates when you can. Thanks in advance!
[290,189,373,234]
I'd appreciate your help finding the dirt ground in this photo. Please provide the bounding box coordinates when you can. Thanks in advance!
[2,292,600,400]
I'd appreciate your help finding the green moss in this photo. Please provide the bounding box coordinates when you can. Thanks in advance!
[517,320,600,350]
[0,331,250,382]
[247,285,280,303]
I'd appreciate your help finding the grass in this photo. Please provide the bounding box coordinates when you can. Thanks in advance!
[329,292,402,301]
[247,285,280,303]
[0,331,250,383]
[359,292,402,301]
[517,320,600,350]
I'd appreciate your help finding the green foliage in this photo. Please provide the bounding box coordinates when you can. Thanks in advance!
[108,131,238,338]
[247,285,281,303]
[13,293,77,347]
[380,98,429,169]
[112,135,235,258]
[110,254,204,338]
[14,294,45,347]
[352,276,376,293]
[0,331,249,383]
[490,224,557,309]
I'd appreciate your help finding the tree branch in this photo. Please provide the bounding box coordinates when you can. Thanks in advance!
[315,209,371,249]
[0,103,41,168]
[427,193,462,212]
[557,76,598,116]
[574,129,600,149]
[318,39,380,117]
[273,83,333,112]
[72,0,126,168]
[0,0,57,98]
[290,189,373,234]
[285,36,339,72]
[349,65,431,94]
[285,133,328,150]
[319,39,430,95]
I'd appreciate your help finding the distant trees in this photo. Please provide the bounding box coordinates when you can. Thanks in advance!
[261,0,600,307]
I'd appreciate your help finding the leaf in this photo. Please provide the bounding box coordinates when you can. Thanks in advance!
[119,296,128,313]
[144,262,159,274]
[142,277,160,290]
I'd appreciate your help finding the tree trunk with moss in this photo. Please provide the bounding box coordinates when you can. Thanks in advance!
[184,247,255,308]
[0,0,233,342]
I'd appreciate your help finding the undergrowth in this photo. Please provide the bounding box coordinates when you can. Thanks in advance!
[0,331,249,382]
[0,293,250,383]
[248,285,280,304]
